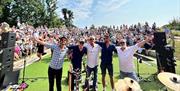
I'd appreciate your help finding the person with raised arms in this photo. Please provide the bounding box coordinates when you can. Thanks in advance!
[34,34,68,91]
[116,36,153,82]
[95,34,117,91]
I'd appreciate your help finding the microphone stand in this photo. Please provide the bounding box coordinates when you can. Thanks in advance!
[20,53,28,89]
[136,56,151,82]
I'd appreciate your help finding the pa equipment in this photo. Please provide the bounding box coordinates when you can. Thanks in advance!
[0,47,14,66]
[0,32,16,89]
[156,46,176,73]
[0,48,14,89]
[154,32,176,73]
[0,32,16,48]
[153,32,167,48]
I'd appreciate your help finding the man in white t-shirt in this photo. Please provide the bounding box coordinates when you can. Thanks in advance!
[84,36,101,91]
[116,36,152,82]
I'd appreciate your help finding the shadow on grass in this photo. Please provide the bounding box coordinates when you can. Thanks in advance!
[19,77,48,82]
[113,72,165,91]
[62,77,69,86]
[19,76,70,86]
[139,73,164,91]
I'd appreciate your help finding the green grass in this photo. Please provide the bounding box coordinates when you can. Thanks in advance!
[172,30,180,36]
[19,54,180,91]
[175,41,180,60]
[159,29,180,36]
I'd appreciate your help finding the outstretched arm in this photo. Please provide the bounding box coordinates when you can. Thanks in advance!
[33,33,57,49]
[137,36,153,48]
[33,35,47,46]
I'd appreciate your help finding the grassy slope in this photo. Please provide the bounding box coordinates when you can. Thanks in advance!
[19,54,180,91]
[172,30,180,36]
[19,30,180,91]
[175,40,180,60]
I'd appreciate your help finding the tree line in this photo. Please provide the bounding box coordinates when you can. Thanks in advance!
[0,0,74,28]
[164,18,180,31]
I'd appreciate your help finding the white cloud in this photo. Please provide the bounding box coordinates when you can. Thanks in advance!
[97,0,131,13]
[56,0,131,25]
[57,0,94,21]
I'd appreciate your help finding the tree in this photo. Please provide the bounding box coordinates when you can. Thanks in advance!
[67,10,74,26]
[61,8,74,28]
[90,24,95,29]
[62,8,68,27]
[0,0,64,28]
[62,8,68,20]
[46,0,58,27]
[0,0,12,15]
[0,1,12,25]
[163,18,180,30]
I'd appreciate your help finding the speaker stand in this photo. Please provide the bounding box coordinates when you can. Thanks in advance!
[136,57,152,82]
[19,56,28,89]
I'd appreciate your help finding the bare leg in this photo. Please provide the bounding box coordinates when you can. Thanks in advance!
[102,75,106,89]
[110,76,114,90]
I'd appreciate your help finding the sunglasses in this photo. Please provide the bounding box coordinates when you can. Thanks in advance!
[104,37,109,39]
[79,41,84,44]
[119,42,125,44]
[90,38,94,40]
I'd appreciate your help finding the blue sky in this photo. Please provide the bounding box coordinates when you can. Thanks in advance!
[57,0,180,28]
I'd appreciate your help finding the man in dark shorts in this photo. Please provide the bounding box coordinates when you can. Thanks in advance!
[96,34,117,91]
[68,39,87,91]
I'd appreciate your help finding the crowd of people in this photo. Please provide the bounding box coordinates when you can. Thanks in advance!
[0,22,47,60]
[0,21,159,91]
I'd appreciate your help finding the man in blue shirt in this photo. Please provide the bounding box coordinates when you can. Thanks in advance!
[96,35,117,91]
[68,40,87,91]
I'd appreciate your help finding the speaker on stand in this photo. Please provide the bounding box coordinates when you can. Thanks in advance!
[153,32,176,73]
[0,32,16,90]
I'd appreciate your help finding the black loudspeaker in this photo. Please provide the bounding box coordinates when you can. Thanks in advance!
[0,48,14,89]
[0,32,16,89]
[0,32,16,48]
[2,70,20,88]
[0,63,13,87]
[0,47,14,78]
[153,32,167,48]
[156,46,176,73]
[164,46,176,73]
[0,47,14,65]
